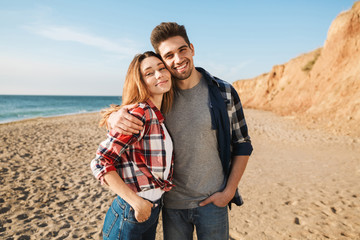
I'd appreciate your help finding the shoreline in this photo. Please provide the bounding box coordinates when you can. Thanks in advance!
[0,94,121,126]
[0,111,101,126]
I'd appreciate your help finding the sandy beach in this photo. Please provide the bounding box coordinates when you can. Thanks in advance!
[0,109,359,240]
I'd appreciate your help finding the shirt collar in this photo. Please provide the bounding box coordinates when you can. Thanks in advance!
[145,98,164,123]
[195,67,220,87]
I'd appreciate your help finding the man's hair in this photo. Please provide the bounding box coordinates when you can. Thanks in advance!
[150,22,191,54]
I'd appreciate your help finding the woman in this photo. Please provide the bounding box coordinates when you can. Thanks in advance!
[91,51,174,240]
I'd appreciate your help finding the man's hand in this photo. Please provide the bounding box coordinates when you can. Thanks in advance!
[198,190,234,208]
[107,104,144,135]
[199,155,249,208]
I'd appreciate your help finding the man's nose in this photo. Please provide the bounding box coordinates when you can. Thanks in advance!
[174,53,181,64]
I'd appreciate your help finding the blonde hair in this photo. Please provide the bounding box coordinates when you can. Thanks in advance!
[99,51,174,128]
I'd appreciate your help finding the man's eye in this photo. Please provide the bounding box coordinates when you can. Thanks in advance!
[166,54,173,59]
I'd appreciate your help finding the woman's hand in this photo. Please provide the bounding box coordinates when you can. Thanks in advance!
[133,199,153,222]
[102,172,153,222]
[107,104,144,135]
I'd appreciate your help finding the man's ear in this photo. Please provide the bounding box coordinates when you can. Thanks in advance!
[190,43,195,56]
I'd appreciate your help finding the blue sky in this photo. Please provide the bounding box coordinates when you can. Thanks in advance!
[0,0,356,96]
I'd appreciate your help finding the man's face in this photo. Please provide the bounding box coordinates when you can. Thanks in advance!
[158,36,195,81]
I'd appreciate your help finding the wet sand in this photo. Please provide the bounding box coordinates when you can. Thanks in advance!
[0,110,359,239]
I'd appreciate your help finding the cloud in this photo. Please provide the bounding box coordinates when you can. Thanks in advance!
[25,25,139,57]
[0,54,125,96]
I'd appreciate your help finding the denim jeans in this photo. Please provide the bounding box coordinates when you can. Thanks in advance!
[162,203,229,240]
[102,196,162,240]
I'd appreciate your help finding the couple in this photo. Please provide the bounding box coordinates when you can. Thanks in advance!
[91,22,253,240]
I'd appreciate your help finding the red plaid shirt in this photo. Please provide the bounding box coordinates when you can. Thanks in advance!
[91,100,174,193]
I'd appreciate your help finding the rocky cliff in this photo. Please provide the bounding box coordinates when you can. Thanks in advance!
[233,2,360,137]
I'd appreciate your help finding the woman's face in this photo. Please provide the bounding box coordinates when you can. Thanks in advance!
[140,56,172,97]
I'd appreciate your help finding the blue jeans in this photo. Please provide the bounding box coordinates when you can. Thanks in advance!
[162,203,229,240]
[102,196,162,240]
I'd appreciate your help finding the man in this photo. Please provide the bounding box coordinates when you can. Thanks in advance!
[107,22,253,240]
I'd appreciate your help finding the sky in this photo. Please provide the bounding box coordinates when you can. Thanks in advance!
[0,0,356,96]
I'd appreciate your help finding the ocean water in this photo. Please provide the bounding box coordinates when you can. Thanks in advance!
[0,95,122,123]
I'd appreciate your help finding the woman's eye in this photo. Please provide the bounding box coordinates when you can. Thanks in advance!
[146,72,154,77]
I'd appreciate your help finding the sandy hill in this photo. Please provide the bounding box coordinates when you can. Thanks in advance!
[233,2,360,137]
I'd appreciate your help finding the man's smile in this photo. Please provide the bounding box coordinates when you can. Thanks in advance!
[174,61,188,73]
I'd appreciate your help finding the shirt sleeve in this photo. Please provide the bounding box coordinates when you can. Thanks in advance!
[229,85,253,156]
[90,107,147,183]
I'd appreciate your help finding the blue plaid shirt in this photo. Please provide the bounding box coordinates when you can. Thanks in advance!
[197,67,253,207]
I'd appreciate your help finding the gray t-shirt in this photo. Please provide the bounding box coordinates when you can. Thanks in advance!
[164,77,225,209]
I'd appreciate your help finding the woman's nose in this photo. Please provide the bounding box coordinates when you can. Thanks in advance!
[155,71,162,79]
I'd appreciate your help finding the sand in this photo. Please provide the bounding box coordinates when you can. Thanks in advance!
[0,110,359,240]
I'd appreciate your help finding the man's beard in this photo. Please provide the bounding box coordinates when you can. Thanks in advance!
[171,64,193,81]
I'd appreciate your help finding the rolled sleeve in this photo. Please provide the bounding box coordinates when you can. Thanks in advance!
[90,156,116,184]
[230,85,253,156]
[90,106,147,184]
[232,141,253,156]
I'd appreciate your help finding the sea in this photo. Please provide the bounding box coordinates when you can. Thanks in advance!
[0,95,122,124]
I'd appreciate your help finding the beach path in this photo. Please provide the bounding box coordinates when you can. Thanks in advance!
[0,110,359,239]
